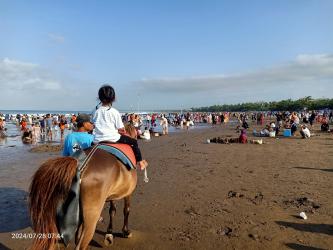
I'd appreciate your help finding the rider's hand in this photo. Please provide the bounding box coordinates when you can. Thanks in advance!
[118,128,126,134]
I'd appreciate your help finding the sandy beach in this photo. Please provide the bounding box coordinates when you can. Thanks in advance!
[0,121,332,250]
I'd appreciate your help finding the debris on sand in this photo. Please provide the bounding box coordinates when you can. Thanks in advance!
[252,192,264,204]
[184,206,200,216]
[299,212,308,220]
[248,233,259,241]
[29,144,63,153]
[217,227,233,237]
[227,191,244,198]
[283,197,320,211]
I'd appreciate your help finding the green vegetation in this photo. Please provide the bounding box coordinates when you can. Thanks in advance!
[191,96,333,112]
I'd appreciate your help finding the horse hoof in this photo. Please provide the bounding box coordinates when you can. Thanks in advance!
[122,230,133,238]
[104,234,114,246]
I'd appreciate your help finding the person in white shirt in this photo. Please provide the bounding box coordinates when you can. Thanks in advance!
[140,127,151,140]
[93,85,148,170]
[146,114,151,128]
[160,115,169,135]
[31,122,41,143]
[300,125,311,139]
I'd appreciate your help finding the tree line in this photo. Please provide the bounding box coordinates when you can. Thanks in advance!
[191,97,333,112]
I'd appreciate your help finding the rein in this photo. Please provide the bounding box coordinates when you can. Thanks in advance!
[74,144,100,179]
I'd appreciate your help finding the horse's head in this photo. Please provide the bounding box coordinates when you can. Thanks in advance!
[124,123,137,139]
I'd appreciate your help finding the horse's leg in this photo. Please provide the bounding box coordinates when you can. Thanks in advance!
[75,206,103,250]
[107,201,116,233]
[122,196,132,238]
[104,201,116,246]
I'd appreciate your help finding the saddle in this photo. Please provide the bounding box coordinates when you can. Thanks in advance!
[97,142,137,170]
[56,143,136,246]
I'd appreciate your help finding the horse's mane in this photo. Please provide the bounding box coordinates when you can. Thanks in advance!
[29,157,78,250]
[124,123,137,139]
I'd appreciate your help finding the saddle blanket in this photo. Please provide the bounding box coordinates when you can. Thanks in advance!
[98,142,136,170]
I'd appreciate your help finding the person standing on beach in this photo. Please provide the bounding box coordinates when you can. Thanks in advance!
[259,113,264,125]
[46,114,53,141]
[59,115,67,140]
[70,114,77,130]
[27,115,33,125]
[31,123,40,144]
[52,115,59,139]
[93,84,148,170]
[39,116,46,136]
[146,114,151,128]
[220,113,225,124]
[20,118,27,131]
[212,113,216,125]
[309,111,316,128]
[160,114,169,135]
[185,112,191,130]
[151,114,156,127]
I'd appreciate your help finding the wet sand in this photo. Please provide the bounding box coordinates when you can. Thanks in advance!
[0,122,333,250]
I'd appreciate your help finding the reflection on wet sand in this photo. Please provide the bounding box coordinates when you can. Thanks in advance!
[0,187,30,233]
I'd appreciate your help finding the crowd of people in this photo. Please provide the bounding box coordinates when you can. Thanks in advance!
[0,113,78,143]
[207,110,332,144]
[0,108,332,146]
[238,110,332,143]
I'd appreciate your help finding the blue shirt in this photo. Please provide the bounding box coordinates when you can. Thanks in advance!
[46,118,53,128]
[63,132,94,156]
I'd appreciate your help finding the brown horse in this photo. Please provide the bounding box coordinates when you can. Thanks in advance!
[29,124,139,250]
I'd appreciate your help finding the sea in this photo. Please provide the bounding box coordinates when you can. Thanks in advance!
[1,109,94,115]
[0,109,183,115]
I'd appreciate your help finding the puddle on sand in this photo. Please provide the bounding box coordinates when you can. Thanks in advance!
[0,187,30,233]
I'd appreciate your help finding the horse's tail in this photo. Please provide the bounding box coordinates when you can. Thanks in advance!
[29,157,78,250]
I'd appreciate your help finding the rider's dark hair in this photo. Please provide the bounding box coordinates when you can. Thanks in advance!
[97,85,116,109]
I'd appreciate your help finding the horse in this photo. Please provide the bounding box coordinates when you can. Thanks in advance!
[29,124,139,250]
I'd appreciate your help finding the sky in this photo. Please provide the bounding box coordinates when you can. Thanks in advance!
[0,0,333,111]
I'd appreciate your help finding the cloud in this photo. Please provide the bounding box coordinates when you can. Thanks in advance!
[48,33,65,44]
[296,54,333,65]
[0,58,99,110]
[0,54,331,111]
[138,54,333,95]
[132,53,333,109]
[0,58,62,91]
